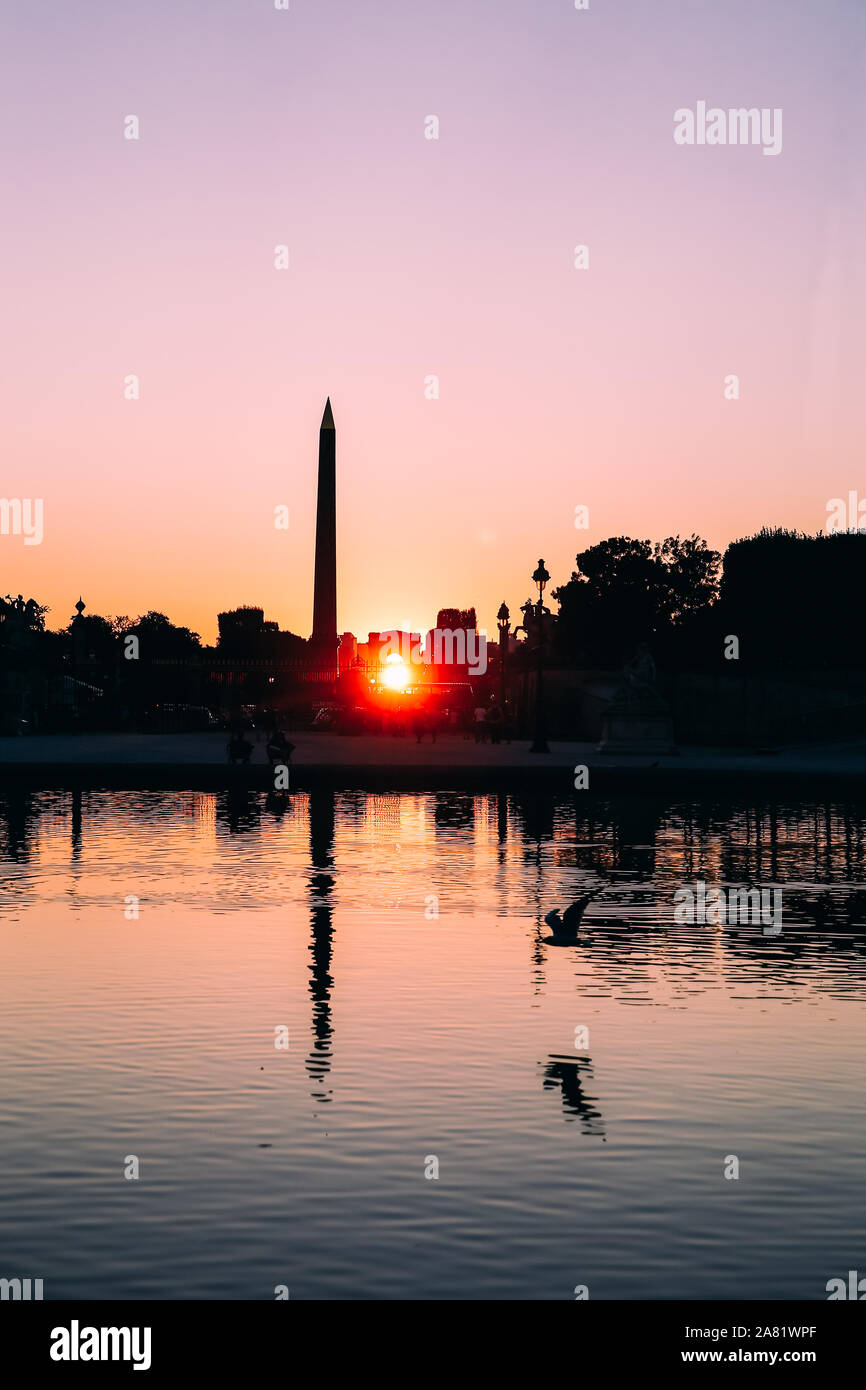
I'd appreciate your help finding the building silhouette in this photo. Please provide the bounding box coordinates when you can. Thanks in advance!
[338,631,357,671]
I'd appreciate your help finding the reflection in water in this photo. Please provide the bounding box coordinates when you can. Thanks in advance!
[2,789,35,863]
[513,792,556,848]
[540,1055,605,1136]
[264,791,290,821]
[433,792,474,832]
[307,788,335,1103]
[70,788,82,861]
[218,785,261,835]
[2,789,866,982]
[497,791,508,846]
[3,788,866,1299]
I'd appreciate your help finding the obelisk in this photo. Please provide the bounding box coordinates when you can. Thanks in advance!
[311,398,338,675]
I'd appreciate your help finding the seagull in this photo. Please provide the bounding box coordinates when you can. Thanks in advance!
[543,891,603,944]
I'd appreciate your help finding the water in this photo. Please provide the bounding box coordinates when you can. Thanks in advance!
[1,788,865,1300]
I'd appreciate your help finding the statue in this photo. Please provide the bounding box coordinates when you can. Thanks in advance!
[1,593,41,649]
[598,642,676,754]
[517,598,554,648]
[619,641,665,708]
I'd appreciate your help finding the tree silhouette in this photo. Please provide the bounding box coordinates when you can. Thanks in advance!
[719,527,866,668]
[436,607,477,631]
[65,613,116,663]
[130,611,201,659]
[553,535,720,666]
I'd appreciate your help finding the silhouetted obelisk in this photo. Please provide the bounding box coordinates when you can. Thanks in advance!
[311,398,338,676]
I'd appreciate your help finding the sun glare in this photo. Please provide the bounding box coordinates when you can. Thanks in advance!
[382,654,410,691]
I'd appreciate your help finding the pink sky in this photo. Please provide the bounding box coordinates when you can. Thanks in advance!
[2,0,863,642]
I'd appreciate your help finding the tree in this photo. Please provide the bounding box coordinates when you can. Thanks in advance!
[552,535,720,666]
[65,612,117,663]
[719,527,866,668]
[436,607,477,631]
[655,535,721,624]
[130,611,201,659]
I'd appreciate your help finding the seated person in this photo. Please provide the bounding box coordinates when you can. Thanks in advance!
[227,734,254,765]
[266,730,296,764]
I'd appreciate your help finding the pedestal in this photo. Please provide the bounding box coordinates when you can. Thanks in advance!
[597,705,677,755]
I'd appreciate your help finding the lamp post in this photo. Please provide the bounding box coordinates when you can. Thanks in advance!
[496,602,510,712]
[71,596,86,678]
[530,559,550,753]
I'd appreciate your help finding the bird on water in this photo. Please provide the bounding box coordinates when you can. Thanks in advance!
[543,889,607,944]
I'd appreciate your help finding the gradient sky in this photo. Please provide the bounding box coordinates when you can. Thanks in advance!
[2,0,864,643]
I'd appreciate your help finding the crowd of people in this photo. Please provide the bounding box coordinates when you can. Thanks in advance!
[226,697,513,760]
[391,698,513,744]
[227,717,296,766]
[470,700,510,744]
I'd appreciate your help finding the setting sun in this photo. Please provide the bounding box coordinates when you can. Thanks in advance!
[382,654,410,691]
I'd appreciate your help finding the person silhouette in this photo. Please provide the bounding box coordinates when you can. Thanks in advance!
[227,733,254,765]
[266,730,295,765]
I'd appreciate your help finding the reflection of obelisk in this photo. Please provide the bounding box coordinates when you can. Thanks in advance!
[311,398,338,676]
[306,787,335,1104]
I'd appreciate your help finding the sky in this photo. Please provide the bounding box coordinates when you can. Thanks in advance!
[1,0,864,643]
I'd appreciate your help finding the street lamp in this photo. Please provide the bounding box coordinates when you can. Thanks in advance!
[530,559,550,753]
[496,602,510,712]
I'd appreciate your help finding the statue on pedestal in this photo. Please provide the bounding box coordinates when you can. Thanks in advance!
[597,641,676,754]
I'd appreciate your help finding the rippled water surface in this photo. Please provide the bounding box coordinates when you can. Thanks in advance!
[1,788,865,1299]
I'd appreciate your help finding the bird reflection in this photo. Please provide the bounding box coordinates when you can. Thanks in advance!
[540,1054,605,1136]
[307,788,335,1104]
